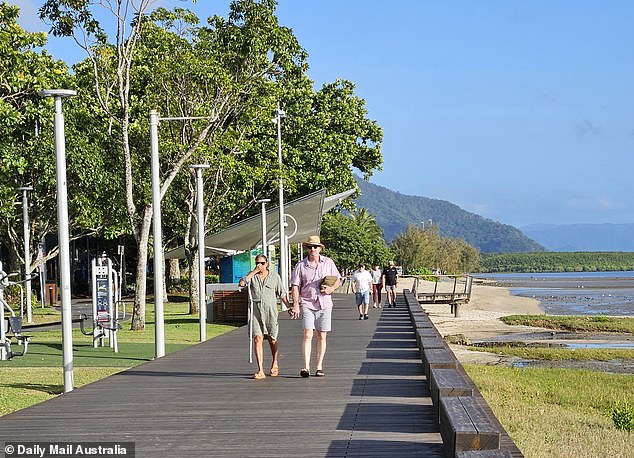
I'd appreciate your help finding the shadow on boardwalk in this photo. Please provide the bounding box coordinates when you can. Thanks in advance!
[0,294,445,457]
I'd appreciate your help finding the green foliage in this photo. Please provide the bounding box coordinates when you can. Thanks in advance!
[612,401,634,432]
[480,252,634,273]
[0,3,76,271]
[34,0,383,329]
[409,267,438,282]
[500,315,634,333]
[354,177,544,252]
[320,210,391,271]
[470,345,634,362]
[390,224,480,274]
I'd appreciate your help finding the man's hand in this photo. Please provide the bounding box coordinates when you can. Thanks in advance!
[321,284,333,295]
[288,306,300,319]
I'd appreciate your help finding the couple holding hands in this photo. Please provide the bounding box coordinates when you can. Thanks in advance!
[238,235,340,380]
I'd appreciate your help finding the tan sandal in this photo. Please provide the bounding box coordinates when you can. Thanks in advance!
[269,366,279,377]
[253,372,266,380]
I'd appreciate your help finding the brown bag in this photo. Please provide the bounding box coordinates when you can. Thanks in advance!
[321,276,338,287]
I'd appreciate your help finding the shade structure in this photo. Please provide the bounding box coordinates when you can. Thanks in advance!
[165,188,355,260]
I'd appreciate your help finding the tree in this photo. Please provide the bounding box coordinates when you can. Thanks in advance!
[391,224,480,274]
[139,3,308,315]
[39,0,384,330]
[320,211,391,272]
[0,3,75,276]
[39,0,305,328]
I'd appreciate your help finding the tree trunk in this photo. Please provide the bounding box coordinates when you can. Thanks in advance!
[189,249,199,315]
[131,206,153,331]
[167,258,180,289]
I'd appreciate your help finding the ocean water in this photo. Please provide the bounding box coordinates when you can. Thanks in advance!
[472,271,634,316]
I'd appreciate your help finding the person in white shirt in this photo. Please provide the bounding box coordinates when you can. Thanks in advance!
[351,263,373,320]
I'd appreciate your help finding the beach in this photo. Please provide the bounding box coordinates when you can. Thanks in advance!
[399,277,546,365]
[399,277,634,370]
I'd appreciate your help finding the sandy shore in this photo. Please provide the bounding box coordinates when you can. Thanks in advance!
[399,277,546,365]
[397,277,634,371]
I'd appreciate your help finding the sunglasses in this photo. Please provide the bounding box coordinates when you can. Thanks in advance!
[307,245,321,249]
[256,261,267,265]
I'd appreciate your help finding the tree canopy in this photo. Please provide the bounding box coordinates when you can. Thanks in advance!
[30,0,383,328]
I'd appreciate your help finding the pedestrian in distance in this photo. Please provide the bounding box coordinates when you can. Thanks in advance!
[351,263,373,320]
[290,235,341,378]
[370,263,383,308]
[239,254,290,380]
[382,260,399,307]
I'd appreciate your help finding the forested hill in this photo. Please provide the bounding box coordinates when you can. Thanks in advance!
[354,177,545,253]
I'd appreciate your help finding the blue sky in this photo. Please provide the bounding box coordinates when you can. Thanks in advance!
[14,1,634,228]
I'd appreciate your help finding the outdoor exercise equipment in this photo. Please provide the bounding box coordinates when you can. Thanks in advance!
[0,261,31,360]
[80,254,124,352]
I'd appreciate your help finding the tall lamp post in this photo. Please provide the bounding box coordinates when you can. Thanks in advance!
[257,199,271,259]
[149,110,213,358]
[190,164,210,342]
[273,103,288,294]
[17,186,33,323]
[38,89,76,393]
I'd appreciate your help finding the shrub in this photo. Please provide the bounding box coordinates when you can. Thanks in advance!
[612,401,634,432]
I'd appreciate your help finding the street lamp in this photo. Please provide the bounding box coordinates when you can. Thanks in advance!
[149,110,213,358]
[273,103,288,294]
[17,186,33,324]
[257,199,271,259]
[190,164,210,342]
[38,88,77,393]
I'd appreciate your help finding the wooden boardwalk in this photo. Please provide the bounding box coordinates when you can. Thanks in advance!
[0,293,446,457]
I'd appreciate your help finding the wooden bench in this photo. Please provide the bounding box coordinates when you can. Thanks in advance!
[421,347,458,377]
[440,396,501,457]
[456,450,513,457]
[416,327,444,344]
[429,368,474,415]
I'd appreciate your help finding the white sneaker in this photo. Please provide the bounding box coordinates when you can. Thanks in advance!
[372,304,377,308]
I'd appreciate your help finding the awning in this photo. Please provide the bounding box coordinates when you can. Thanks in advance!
[165,188,355,259]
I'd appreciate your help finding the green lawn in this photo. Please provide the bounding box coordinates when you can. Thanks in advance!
[1,300,237,415]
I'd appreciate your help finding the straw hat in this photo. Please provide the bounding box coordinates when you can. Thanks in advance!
[388,260,395,266]
[303,235,325,248]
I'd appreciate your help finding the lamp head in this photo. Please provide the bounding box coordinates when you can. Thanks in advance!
[38,89,77,98]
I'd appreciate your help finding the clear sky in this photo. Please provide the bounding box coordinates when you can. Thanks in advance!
[13,0,634,228]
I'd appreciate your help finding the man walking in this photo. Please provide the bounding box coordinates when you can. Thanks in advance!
[290,235,341,378]
[382,261,399,307]
[351,263,373,320]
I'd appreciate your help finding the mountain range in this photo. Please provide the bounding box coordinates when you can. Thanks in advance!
[354,178,634,253]
[354,178,544,253]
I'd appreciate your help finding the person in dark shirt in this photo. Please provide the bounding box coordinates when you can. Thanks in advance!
[382,261,399,308]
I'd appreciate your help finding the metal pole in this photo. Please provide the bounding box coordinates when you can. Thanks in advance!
[149,110,165,358]
[275,103,287,294]
[38,89,76,393]
[257,199,271,258]
[190,164,209,342]
[17,187,33,323]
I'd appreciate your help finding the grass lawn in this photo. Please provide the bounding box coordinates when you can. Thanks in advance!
[466,365,634,458]
[1,300,237,416]
[466,314,634,457]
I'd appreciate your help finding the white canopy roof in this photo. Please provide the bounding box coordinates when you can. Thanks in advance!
[165,188,355,259]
